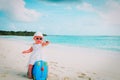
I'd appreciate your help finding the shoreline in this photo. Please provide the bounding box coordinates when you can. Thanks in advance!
[0,38,120,80]
[0,36,120,53]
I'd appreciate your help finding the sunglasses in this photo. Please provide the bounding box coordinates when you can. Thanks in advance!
[35,37,43,40]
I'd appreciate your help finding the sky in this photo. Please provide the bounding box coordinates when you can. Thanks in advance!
[0,0,120,35]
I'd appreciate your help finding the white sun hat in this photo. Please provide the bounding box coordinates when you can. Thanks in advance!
[33,32,43,37]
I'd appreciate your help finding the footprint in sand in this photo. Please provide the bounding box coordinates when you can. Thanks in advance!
[17,73,27,78]
[49,61,58,65]
[88,77,92,80]
[77,72,86,78]
[53,64,58,67]
[0,74,7,78]
[61,66,65,69]
[50,66,57,71]
[93,72,96,75]
[4,66,11,69]
[48,72,59,80]
[63,77,70,80]
[78,73,92,80]
[0,54,6,58]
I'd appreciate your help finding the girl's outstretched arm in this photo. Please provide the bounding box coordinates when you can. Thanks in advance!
[22,47,33,54]
[42,41,50,47]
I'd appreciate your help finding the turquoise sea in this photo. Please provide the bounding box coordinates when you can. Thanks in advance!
[0,35,120,52]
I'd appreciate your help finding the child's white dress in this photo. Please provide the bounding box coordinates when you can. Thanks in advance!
[28,43,42,65]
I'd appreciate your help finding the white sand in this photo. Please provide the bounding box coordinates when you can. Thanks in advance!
[0,38,120,80]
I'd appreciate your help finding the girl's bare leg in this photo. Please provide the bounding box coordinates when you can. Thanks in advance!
[28,64,33,79]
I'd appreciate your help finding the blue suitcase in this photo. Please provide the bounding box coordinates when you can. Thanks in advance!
[32,60,48,80]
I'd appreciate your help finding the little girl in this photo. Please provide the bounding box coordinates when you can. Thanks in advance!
[22,32,49,79]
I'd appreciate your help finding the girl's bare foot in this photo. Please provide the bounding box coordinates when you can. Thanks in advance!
[27,64,33,79]
[27,71,32,79]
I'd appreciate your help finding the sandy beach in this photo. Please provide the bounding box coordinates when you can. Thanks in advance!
[0,38,120,80]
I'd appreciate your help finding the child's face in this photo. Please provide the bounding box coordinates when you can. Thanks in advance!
[33,36,43,44]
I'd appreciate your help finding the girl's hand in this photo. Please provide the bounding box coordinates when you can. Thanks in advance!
[22,51,27,54]
[45,41,50,45]
[46,41,49,44]
[22,47,33,54]
[42,41,50,47]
